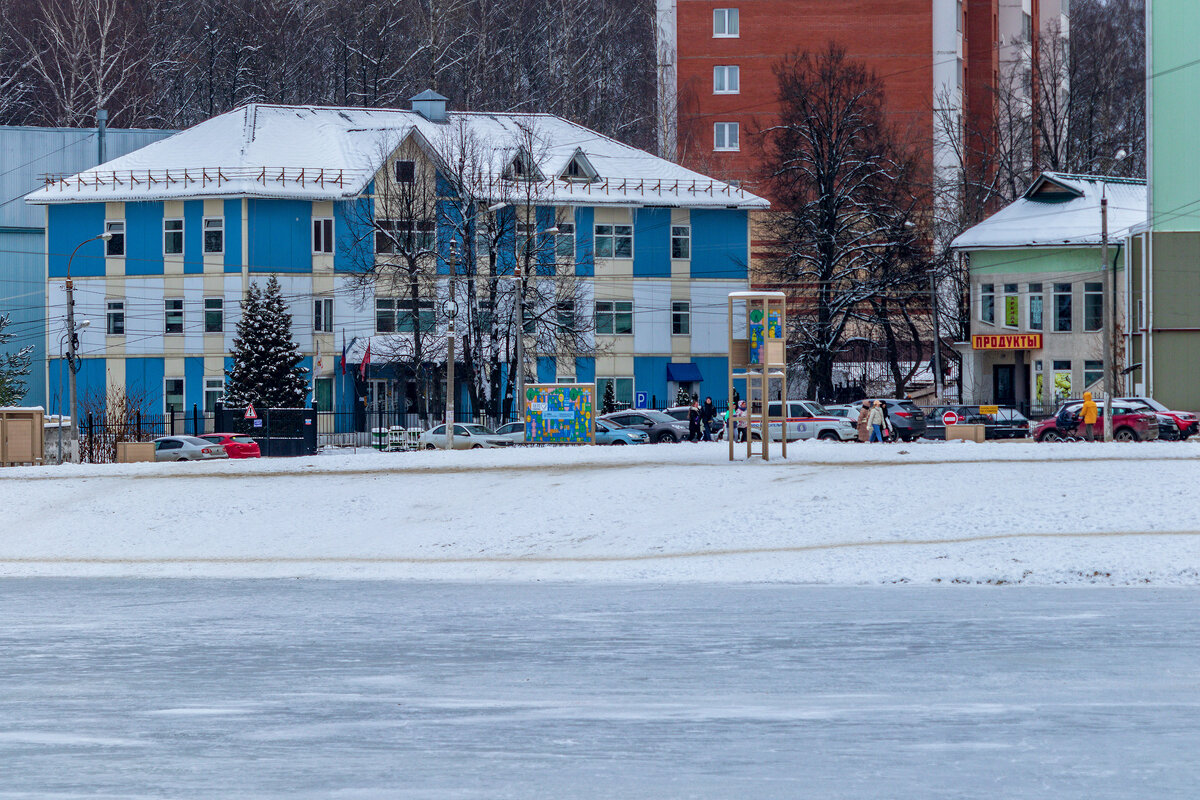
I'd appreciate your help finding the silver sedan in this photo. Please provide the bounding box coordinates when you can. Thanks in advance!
[418,424,514,450]
[153,436,229,462]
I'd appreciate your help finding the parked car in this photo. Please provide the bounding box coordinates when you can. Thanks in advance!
[662,405,724,438]
[923,405,989,441]
[493,421,526,443]
[198,432,261,458]
[1117,397,1198,440]
[600,410,689,443]
[727,400,856,442]
[419,424,514,450]
[860,398,927,441]
[153,436,229,462]
[1033,402,1159,442]
[595,418,651,445]
[824,404,858,419]
[986,407,1031,439]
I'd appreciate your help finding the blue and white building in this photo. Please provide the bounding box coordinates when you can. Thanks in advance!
[26,93,766,421]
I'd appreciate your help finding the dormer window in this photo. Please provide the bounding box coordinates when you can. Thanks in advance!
[505,149,543,180]
[559,149,598,182]
[395,160,415,183]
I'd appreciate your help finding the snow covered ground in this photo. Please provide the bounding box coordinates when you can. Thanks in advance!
[3,581,1199,799]
[4,440,1200,584]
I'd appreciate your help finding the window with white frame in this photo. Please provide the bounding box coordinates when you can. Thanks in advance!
[980,283,995,324]
[165,298,184,334]
[1002,283,1019,328]
[597,377,634,408]
[671,301,691,335]
[105,220,125,256]
[376,298,435,333]
[314,297,333,333]
[671,225,691,259]
[713,65,740,94]
[204,297,223,334]
[555,222,575,264]
[555,300,575,331]
[106,300,124,335]
[203,217,224,254]
[595,300,633,335]
[594,224,632,259]
[714,122,739,151]
[713,8,739,36]
[1084,281,1103,332]
[395,160,415,183]
[204,378,224,413]
[1028,283,1043,330]
[313,217,334,254]
[164,378,185,414]
[1054,283,1072,332]
[375,219,435,254]
[164,218,183,255]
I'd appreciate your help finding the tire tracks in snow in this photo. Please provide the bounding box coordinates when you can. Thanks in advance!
[2,528,1198,566]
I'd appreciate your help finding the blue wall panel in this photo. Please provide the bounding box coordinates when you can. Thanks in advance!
[536,206,556,275]
[185,357,205,412]
[334,197,370,273]
[574,207,594,276]
[48,357,105,413]
[248,199,311,272]
[183,200,203,274]
[691,356,730,403]
[125,356,165,413]
[48,203,106,277]
[495,206,516,276]
[0,229,47,407]
[633,355,671,409]
[633,207,670,277]
[125,201,164,276]
[537,356,556,383]
[690,209,748,279]
[224,199,242,272]
[574,356,595,385]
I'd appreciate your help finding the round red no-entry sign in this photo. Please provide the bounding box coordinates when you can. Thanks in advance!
[942,410,960,426]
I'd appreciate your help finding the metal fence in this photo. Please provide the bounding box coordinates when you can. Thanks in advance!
[76,409,216,464]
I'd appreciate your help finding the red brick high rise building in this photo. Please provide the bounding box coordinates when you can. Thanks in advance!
[656,0,1069,199]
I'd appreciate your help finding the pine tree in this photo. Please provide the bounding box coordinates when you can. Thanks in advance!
[224,277,309,408]
[602,380,616,414]
[0,313,33,406]
[674,386,691,407]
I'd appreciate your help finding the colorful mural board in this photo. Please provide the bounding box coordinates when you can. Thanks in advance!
[524,384,596,444]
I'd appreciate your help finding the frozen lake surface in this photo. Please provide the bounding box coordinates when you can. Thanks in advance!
[3,581,1198,798]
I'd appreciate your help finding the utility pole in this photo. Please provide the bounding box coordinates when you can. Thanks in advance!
[514,258,525,418]
[64,233,109,463]
[929,268,944,405]
[445,244,458,450]
[1101,189,1113,442]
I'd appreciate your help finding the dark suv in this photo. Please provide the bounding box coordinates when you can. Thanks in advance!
[860,398,927,441]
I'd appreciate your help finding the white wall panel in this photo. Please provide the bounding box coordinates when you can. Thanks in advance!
[633,280,670,354]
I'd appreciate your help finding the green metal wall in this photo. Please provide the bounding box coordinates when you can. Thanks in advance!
[1149,0,1200,232]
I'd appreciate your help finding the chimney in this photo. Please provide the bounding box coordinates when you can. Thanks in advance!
[410,89,449,123]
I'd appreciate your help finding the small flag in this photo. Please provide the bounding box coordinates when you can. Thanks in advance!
[341,330,347,376]
[359,340,371,380]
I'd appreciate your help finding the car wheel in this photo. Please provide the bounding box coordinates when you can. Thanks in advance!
[818,431,839,441]
[1038,430,1061,443]
[425,444,436,450]
[471,444,483,449]
[1114,427,1138,442]
[611,440,627,446]
[656,432,677,444]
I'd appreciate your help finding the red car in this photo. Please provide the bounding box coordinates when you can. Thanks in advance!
[199,432,261,458]
[1033,402,1159,442]
[1117,397,1199,440]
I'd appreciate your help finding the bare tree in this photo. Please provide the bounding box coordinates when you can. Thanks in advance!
[760,44,931,401]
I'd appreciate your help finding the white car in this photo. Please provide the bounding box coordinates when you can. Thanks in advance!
[726,400,857,442]
[418,423,514,450]
[494,421,526,443]
[153,436,229,461]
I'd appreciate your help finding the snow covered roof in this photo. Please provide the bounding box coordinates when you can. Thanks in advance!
[950,173,1146,250]
[25,101,767,210]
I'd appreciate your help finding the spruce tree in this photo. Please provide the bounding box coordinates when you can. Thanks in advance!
[601,380,616,414]
[674,386,691,407]
[224,277,309,408]
[0,314,32,406]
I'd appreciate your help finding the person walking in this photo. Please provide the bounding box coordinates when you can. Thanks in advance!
[735,400,748,442]
[856,400,872,443]
[1080,391,1099,442]
[700,396,717,442]
[687,397,702,442]
[868,400,886,443]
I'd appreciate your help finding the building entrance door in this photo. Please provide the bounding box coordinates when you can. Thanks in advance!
[993,364,1016,407]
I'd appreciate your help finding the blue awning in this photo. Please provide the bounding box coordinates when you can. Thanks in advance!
[666,362,703,383]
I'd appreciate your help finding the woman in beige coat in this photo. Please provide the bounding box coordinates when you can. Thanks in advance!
[856,401,872,442]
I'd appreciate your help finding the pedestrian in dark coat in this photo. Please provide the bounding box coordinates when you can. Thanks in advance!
[856,401,871,443]
[687,398,702,441]
[700,396,717,441]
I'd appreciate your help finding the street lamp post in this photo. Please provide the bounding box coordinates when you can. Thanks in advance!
[928,268,944,405]
[65,232,110,463]
[445,244,458,451]
[1101,149,1127,443]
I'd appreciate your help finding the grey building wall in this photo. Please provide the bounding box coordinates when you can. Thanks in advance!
[0,125,175,407]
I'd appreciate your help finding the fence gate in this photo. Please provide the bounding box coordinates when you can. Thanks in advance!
[214,404,317,457]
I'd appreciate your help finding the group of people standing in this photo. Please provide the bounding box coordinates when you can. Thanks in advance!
[685,396,721,442]
[856,400,893,443]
